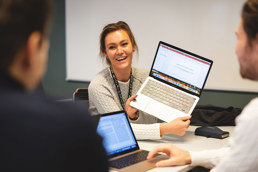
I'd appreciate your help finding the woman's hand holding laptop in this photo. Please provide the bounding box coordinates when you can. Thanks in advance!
[125,95,139,120]
[160,116,191,136]
[126,95,191,136]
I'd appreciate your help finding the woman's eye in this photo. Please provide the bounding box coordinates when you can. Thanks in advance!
[108,46,116,50]
[122,42,128,46]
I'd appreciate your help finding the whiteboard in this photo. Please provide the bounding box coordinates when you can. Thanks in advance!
[65,0,258,92]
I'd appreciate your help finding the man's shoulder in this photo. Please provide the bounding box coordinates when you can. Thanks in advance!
[0,91,108,171]
[238,97,258,120]
[0,91,93,125]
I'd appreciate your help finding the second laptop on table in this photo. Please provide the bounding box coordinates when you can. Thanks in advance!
[96,110,168,172]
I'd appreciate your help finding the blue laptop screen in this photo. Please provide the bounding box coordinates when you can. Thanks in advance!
[97,112,137,156]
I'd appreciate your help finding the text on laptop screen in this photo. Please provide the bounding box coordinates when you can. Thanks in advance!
[97,112,137,156]
[151,43,212,95]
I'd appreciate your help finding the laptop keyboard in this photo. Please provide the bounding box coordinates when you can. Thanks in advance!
[109,150,149,169]
[141,79,196,114]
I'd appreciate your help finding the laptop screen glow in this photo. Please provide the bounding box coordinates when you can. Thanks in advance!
[97,112,137,156]
[151,42,212,95]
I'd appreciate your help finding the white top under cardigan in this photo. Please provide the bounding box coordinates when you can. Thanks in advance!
[88,67,161,140]
[190,97,258,171]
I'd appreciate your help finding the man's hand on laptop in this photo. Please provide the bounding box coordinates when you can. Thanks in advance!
[147,143,191,167]
[126,95,139,120]
[160,116,191,136]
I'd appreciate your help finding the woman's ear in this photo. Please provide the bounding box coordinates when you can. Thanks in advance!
[133,45,136,52]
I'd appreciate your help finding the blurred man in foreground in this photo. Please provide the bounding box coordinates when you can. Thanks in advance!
[0,0,108,171]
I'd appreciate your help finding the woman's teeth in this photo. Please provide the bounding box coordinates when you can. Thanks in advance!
[117,56,127,61]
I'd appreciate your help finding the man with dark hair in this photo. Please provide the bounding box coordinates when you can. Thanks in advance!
[147,0,258,171]
[0,0,108,171]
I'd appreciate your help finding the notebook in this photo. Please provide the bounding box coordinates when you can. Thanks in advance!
[96,111,168,172]
[130,41,213,122]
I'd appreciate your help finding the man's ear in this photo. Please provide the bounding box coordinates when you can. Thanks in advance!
[254,33,258,51]
[24,31,42,68]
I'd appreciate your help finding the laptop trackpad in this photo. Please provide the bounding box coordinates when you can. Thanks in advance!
[144,100,186,122]
[130,94,150,110]
[116,154,169,172]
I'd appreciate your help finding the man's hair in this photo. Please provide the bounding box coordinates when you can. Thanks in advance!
[0,0,52,72]
[242,0,258,46]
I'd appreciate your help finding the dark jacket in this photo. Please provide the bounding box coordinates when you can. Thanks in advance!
[191,104,242,126]
[0,74,108,172]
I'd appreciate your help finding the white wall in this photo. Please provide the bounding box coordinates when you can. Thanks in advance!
[65,0,258,92]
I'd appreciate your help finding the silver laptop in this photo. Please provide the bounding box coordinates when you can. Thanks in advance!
[96,111,168,172]
[130,41,213,122]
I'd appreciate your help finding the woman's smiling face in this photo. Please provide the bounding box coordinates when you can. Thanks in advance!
[104,29,135,73]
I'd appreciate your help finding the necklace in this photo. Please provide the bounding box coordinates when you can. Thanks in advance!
[110,66,133,110]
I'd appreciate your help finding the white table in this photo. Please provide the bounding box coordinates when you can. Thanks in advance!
[138,125,235,172]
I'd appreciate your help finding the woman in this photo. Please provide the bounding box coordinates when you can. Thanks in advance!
[88,21,191,140]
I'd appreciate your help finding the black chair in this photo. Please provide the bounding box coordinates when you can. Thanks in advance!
[73,88,89,102]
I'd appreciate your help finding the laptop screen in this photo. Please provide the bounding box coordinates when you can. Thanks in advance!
[150,41,212,96]
[97,111,138,158]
